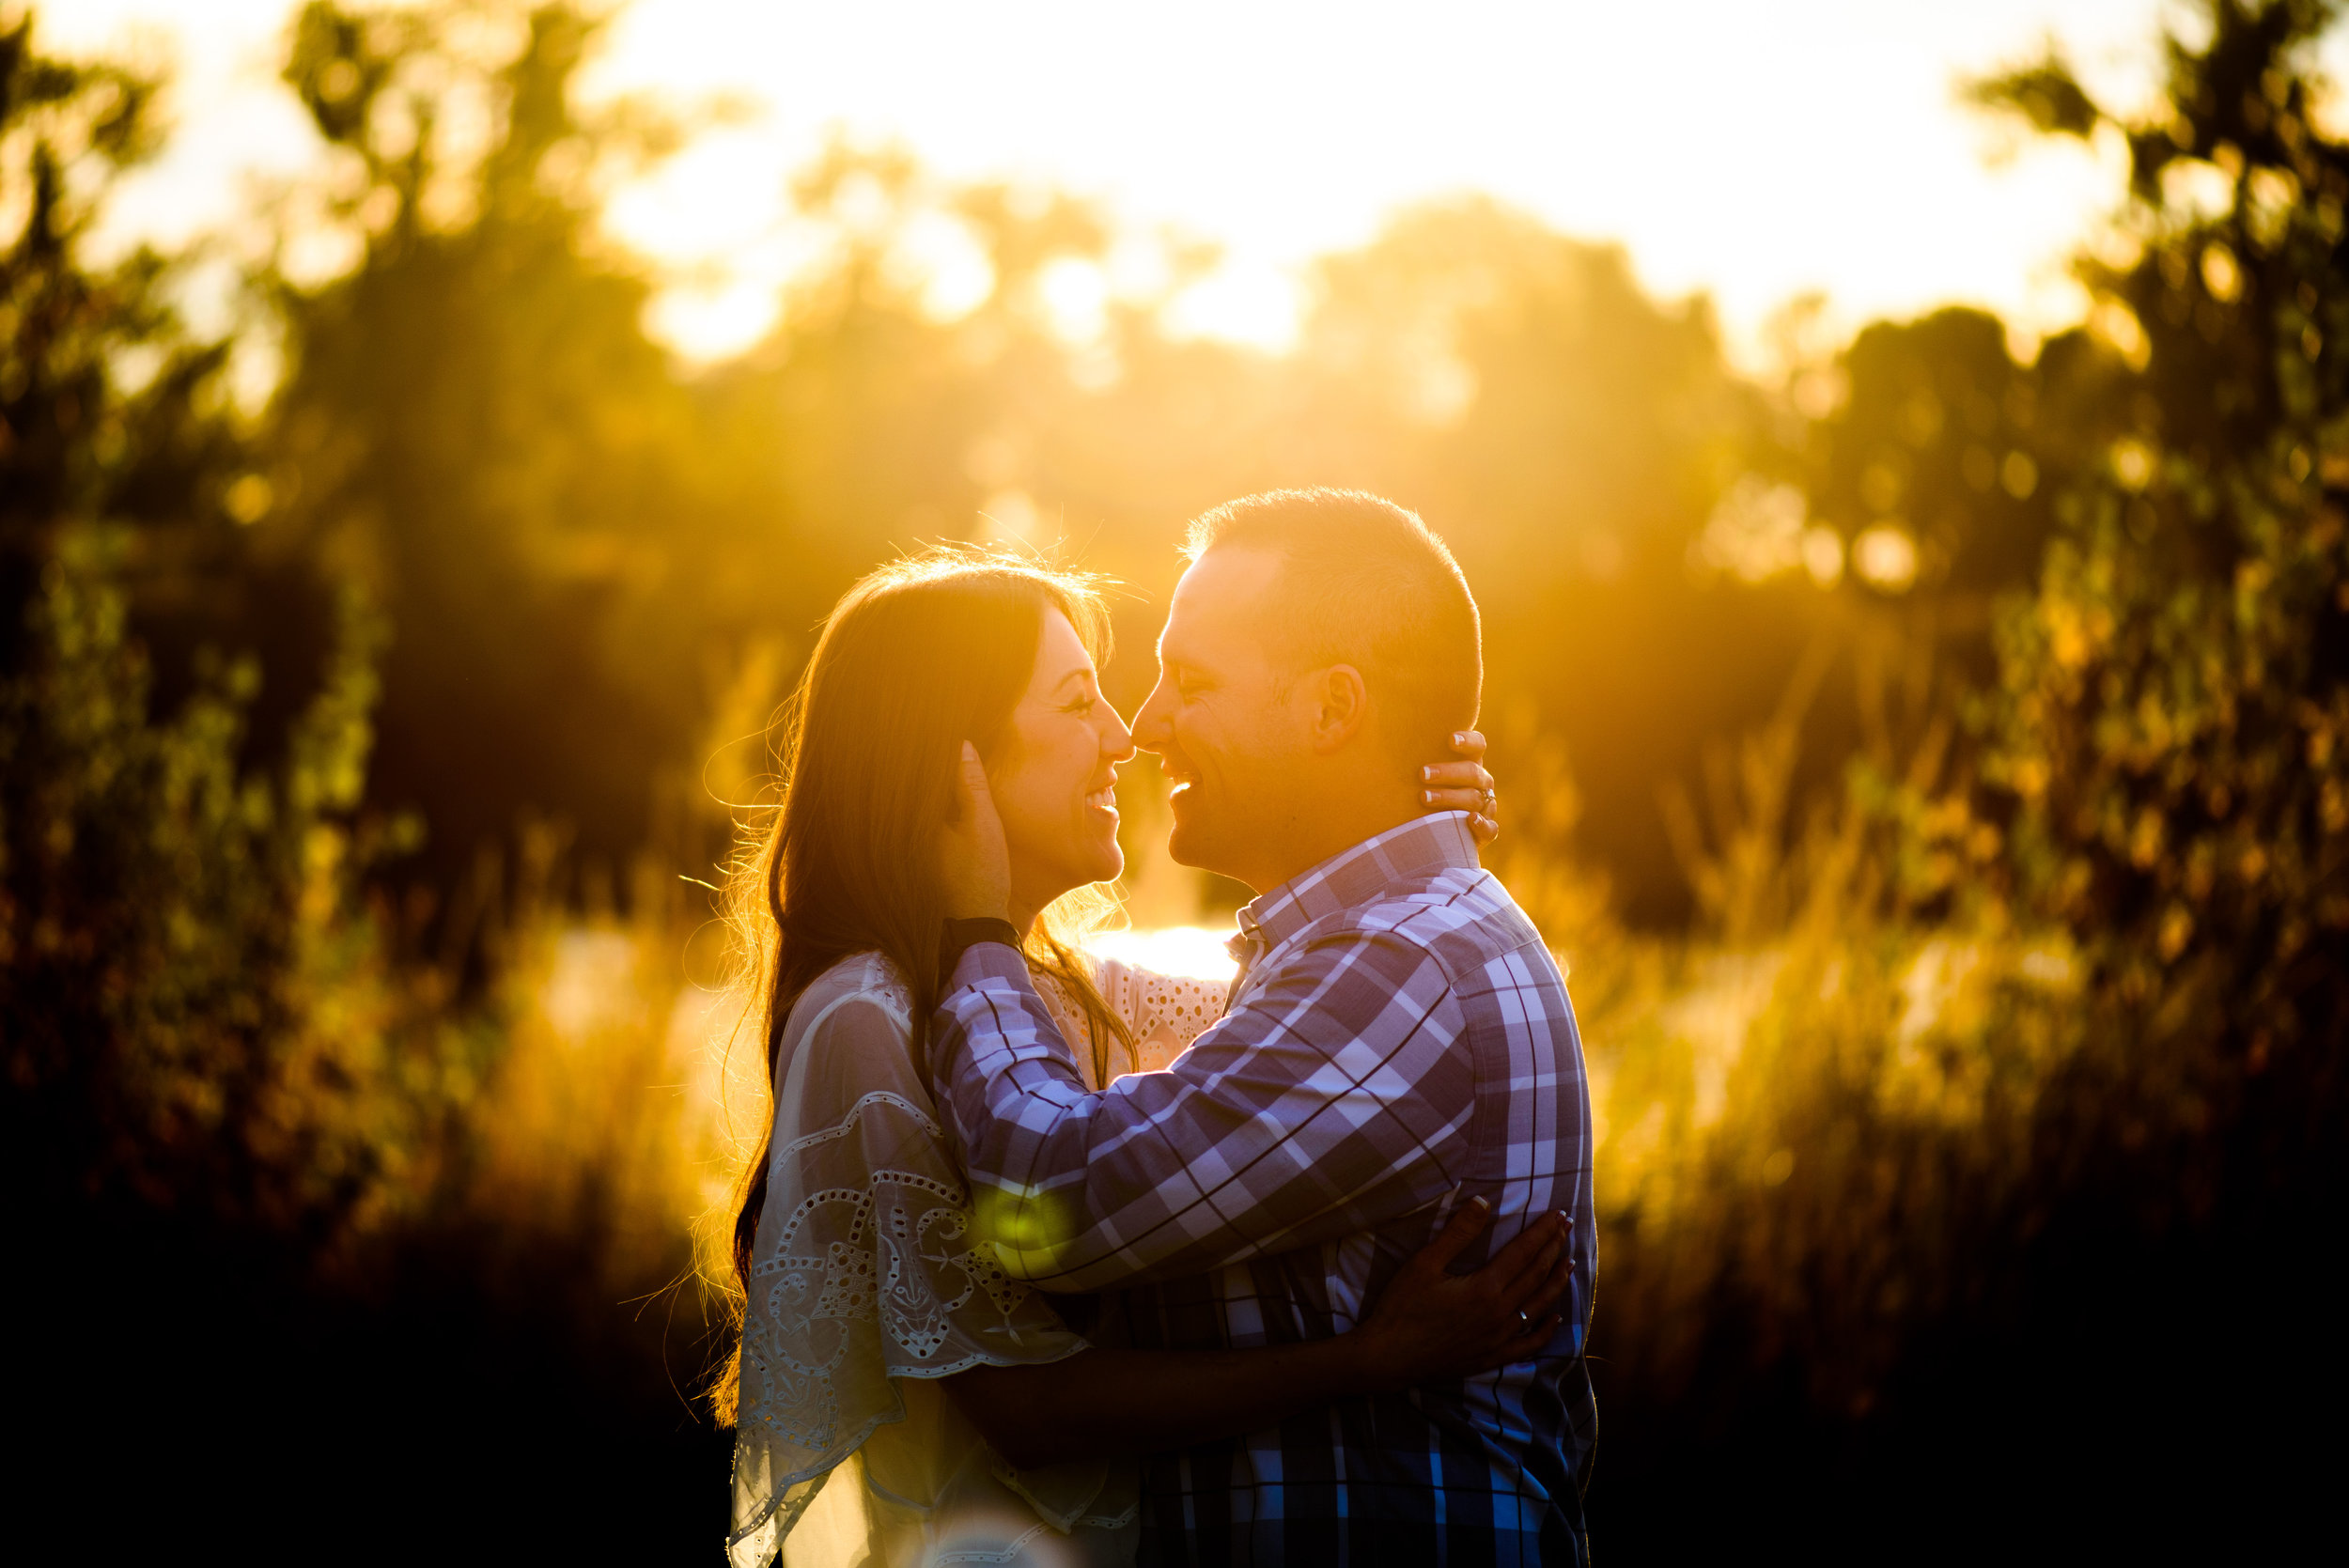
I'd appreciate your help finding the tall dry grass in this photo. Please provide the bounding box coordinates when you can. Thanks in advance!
[438,664,2094,1444]
[1486,644,2095,1423]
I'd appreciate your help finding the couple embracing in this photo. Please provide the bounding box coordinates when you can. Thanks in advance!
[720,489,1596,1567]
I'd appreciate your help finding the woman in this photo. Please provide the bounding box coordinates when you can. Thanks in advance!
[720,549,1551,1568]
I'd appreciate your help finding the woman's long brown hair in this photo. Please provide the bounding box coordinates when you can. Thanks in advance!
[708,549,1131,1422]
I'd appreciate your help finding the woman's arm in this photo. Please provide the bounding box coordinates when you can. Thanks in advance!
[943,1198,1572,1469]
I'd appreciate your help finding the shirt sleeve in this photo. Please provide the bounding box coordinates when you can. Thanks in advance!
[934,932,1476,1292]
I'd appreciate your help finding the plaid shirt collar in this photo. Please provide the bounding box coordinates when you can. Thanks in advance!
[1224,811,1482,970]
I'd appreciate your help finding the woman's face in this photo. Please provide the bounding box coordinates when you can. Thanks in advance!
[988,608,1135,922]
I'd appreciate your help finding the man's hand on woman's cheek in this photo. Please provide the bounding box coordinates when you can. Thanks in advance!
[939,741,1013,922]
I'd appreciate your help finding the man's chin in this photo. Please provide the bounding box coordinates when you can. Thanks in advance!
[1164,816,1233,880]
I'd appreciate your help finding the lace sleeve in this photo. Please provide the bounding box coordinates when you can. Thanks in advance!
[730,958,1087,1568]
[1089,955,1230,1076]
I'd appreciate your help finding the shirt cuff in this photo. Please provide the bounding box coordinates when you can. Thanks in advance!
[940,916,1020,981]
[948,934,1030,993]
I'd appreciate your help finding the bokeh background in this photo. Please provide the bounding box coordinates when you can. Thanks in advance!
[6,0,2345,1560]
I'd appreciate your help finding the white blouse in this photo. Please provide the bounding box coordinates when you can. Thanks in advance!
[729,949,1228,1568]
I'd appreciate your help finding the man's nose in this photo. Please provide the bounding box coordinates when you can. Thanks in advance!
[1128,681,1174,753]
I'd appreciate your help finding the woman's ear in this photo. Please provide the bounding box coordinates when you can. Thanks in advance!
[1306,664,1369,753]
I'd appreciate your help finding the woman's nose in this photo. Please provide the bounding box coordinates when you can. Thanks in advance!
[1102,706,1137,761]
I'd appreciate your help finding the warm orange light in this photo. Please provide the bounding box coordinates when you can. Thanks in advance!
[60,0,2180,370]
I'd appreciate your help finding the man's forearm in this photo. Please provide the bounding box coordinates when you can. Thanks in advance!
[936,937,1468,1291]
[936,941,1157,1287]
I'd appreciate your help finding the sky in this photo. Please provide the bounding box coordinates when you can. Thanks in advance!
[46,0,2337,369]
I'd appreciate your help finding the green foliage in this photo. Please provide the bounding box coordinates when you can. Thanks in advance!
[1801,306,2125,604]
[1969,0,2349,1082]
[0,532,428,1231]
[262,3,719,880]
[2,17,161,558]
[1564,12,2349,1507]
[0,11,431,1244]
[1591,920,2083,1419]
[11,0,2347,1550]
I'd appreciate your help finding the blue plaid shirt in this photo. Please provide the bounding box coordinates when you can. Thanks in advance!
[935,813,1596,1566]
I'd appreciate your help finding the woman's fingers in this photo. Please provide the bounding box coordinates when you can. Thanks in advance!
[1450,729,1488,763]
[1479,1210,1565,1297]
[1467,1217,1573,1367]
[1502,1231,1571,1321]
[1413,1195,1495,1277]
[1385,1202,1577,1377]
[1497,1314,1563,1364]
[1420,763,1493,793]
[1421,779,1498,847]
[1523,1253,1574,1325]
[1420,754,1496,843]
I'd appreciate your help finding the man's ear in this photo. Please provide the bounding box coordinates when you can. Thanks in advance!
[1305,664,1369,753]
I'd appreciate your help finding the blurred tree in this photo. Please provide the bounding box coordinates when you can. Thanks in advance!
[247,5,1891,931]
[1809,309,2090,607]
[260,7,1154,920]
[1580,16,2349,1549]
[1964,0,2348,1124]
[691,144,1109,628]
[1275,200,1817,923]
[263,1,722,911]
[1,11,421,1241]
[1299,197,1745,582]
[1586,12,2349,1548]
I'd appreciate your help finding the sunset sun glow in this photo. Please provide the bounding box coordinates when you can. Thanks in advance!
[57,0,2312,366]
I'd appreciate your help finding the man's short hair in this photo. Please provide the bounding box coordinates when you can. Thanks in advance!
[1183,489,1481,759]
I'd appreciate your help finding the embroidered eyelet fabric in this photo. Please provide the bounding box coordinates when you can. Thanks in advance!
[731,953,1094,1567]
[730,948,1224,1568]
[1036,956,1228,1087]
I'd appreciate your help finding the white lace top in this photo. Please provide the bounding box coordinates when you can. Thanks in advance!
[1034,954,1233,1084]
[729,949,1228,1568]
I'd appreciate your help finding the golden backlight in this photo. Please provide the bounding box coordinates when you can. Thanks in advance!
[56,0,2226,366]
[17,0,2343,1552]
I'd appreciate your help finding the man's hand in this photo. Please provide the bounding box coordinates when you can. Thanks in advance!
[939,740,1012,922]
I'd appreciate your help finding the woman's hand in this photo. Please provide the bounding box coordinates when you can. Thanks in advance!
[939,741,1012,921]
[1420,729,1499,845]
[1346,1198,1572,1390]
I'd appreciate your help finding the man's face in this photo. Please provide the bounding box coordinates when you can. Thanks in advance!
[1129,548,1310,889]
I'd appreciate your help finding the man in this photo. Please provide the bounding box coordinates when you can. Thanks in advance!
[935,489,1595,1565]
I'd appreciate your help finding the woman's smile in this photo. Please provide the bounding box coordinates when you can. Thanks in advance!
[988,609,1138,915]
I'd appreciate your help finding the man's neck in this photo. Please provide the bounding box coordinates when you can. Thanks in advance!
[1250,786,1423,893]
